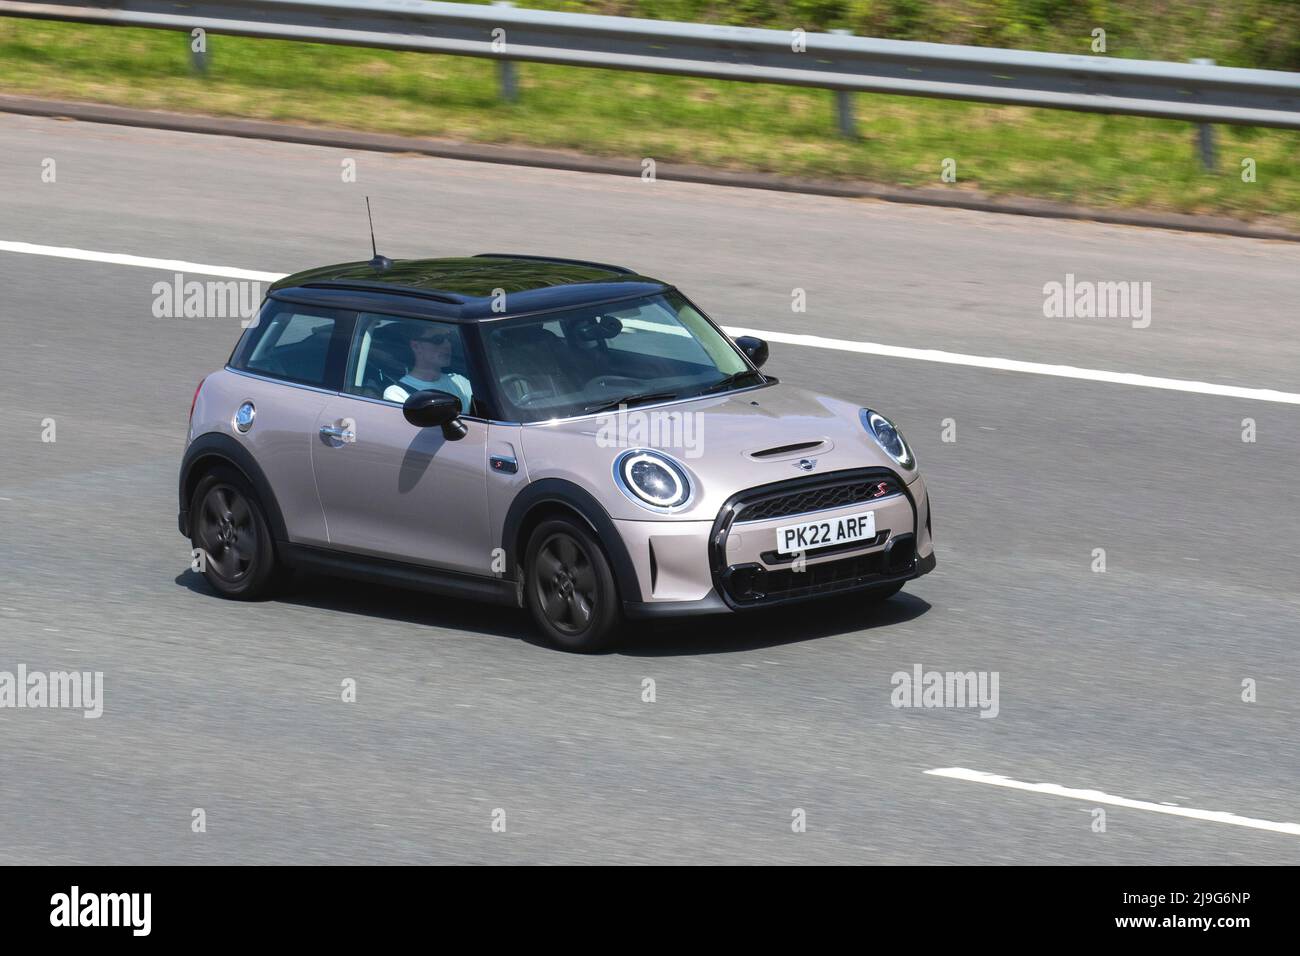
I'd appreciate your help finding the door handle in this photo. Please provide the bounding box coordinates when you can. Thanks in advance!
[319,423,356,444]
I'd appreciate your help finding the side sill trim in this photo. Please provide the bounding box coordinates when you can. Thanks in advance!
[280,544,522,607]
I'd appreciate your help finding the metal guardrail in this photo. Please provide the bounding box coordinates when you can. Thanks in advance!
[2,0,1299,147]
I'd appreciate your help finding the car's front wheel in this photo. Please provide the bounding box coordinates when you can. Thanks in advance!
[525,518,620,652]
[190,465,279,600]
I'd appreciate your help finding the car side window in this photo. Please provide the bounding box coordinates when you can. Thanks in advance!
[344,314,478,415]
[232,304,347,388]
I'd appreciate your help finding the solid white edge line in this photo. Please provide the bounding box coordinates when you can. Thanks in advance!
[0,240,285,282]
[722,326,1300,405]
[925,767,1300,836]
[5,240,1299,406]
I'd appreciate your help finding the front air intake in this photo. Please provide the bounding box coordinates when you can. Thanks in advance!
[882,534,917,575]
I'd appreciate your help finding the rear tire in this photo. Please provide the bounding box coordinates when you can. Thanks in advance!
[525,518,621,652]
[189,465,279,600]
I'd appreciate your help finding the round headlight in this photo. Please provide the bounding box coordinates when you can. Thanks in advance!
[614,449,692,511]
[860,408,915,469]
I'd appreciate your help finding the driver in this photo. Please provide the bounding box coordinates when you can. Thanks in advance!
[384,324,474,413]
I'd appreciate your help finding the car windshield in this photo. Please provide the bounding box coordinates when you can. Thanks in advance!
[481,291,760,423]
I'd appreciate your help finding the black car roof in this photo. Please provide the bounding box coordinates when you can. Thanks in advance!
[268,254,671,321]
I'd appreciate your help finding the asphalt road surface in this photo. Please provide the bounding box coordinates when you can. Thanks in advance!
[1,112,1297,864]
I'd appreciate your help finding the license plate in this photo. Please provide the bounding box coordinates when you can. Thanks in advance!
[775,511,876,555]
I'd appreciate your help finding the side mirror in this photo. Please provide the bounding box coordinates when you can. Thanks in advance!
[403,389,468,441]
[734,335,769,369]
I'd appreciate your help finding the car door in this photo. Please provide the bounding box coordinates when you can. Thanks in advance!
[223,299,355,546]
[310,313,492,575]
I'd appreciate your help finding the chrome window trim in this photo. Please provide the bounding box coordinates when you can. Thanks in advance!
[225,366,491,424]
[224,365,768,428]
[330,389,491,424]
[226,366,336,396]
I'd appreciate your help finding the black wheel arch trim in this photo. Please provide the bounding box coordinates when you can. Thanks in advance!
[280,544,519,607]
[179,432,289,542]
[502,478,643,603]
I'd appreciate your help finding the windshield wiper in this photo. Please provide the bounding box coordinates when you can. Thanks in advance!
[699,369,764,395]
[583,391,679,414]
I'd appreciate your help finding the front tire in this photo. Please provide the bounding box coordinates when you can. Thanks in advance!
[525,518,621,652]
[190,465,279,600]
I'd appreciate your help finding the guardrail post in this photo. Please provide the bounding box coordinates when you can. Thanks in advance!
[493,1,519,103]
[1191,58,1217,170]
[830,29,857,138]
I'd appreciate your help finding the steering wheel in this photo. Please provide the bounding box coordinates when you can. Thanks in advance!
[500,373,538,406]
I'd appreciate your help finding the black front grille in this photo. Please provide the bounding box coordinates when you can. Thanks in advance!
[735,476,901,523]
[708,468,917,608]
[722,541,916,606]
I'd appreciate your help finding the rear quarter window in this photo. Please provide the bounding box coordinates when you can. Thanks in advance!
[230,301,352,389]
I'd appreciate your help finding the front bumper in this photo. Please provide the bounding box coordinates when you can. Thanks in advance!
[620,467,935,617]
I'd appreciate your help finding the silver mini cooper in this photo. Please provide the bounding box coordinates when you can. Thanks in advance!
[179,254,935,651]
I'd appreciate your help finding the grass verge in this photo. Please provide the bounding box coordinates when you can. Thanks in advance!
[1,20,1296,228]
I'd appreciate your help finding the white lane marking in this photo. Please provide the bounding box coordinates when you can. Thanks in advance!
[723,326,1300,405]
[926,767,1300,836]
[0,240,282,282]
[5,240,1299,406]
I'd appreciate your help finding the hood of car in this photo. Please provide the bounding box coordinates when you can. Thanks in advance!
[518,382,915,521]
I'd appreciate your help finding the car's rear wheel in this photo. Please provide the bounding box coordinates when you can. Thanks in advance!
[190,465,279,600]
[525,518,620,652]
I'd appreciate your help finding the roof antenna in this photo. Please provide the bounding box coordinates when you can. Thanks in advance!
[365,196,392,272]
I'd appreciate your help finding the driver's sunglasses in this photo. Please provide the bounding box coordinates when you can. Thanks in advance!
[414,332,452,346]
